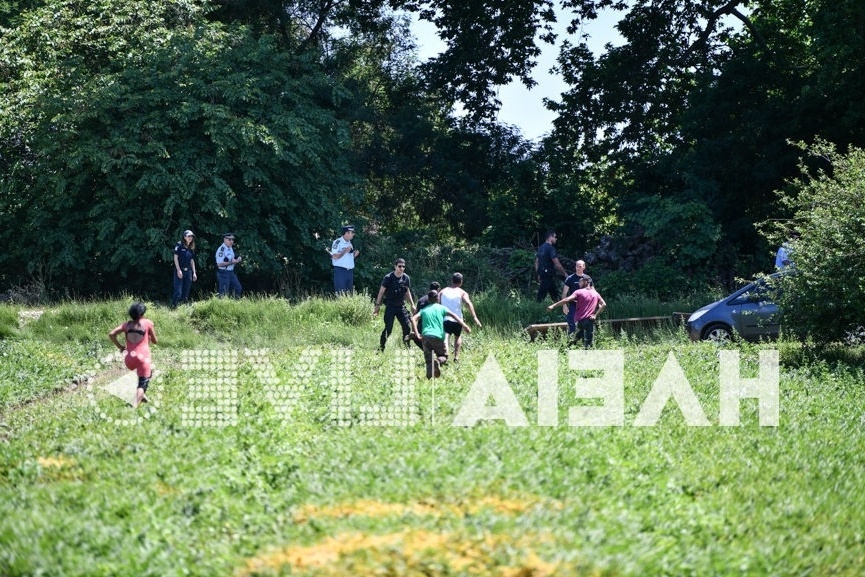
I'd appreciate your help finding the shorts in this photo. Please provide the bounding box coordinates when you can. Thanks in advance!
[444,320,463,337]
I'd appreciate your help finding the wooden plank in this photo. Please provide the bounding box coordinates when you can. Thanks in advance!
[525,313,692,342]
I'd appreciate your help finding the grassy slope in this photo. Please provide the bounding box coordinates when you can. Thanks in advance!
[0,297,864,576]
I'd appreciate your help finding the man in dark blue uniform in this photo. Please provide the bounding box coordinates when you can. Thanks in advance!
[561,259,586,334]
[373,258,422,351]
[535,230,566,302]
[171,229,198,307]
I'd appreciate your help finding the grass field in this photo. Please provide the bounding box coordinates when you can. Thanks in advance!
[1,296,864,576]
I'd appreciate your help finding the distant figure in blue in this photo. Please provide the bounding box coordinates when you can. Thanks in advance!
[775,231,800,269]
[171,229,197,307]
[535,230,567,302]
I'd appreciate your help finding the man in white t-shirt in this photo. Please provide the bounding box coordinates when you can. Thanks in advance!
[439,272,482,362]
[330,225,359,294]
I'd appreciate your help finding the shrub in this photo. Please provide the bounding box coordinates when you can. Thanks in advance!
[765,140,865,344]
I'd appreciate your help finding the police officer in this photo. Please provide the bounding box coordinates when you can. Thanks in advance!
[330,225,360,294]
[215,232,242,298]
[373,258,422,351]
[171,229,197,307]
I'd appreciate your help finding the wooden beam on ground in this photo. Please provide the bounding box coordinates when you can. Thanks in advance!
[525,313,692,342]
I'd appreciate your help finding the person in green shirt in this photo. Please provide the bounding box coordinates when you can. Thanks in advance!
[411,290,471,378]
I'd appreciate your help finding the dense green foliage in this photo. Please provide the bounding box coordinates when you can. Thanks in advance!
[2,0,865,314]
[0,0,359,296]
[549,0,865,283]
[766,141,865,345]
[1,298,864,574]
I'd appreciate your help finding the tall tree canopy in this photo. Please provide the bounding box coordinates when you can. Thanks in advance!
[547,0,865,281]
[3,0,865,299]
[1,0,359,294]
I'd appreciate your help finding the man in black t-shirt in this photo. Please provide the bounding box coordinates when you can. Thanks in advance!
[414,281,441,335]
[373,258,423,351]
[535,230,567,302]
[561,259,586,334]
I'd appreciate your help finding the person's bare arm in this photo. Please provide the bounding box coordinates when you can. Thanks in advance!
[553,257,566,277]
[373,285,386,316]
[592,295,607,319]
[108,325,126,351]
[462,291,482,327]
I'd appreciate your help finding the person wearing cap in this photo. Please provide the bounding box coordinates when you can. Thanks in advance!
[329,225,360,294]
[171,229,198,307]
[439,272,482,362]
[215,232,242,298]
[561,259,586,335]
[547,274,606,348]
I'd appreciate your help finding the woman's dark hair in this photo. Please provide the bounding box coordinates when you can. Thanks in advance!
[128,302,147,321]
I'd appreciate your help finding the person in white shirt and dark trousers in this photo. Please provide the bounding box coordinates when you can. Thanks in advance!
[216,232,242,298]
[330,225,359,295]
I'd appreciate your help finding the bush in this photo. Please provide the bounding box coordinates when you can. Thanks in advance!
[596,259,702,301]
[766,140,865,344]
[0,306,18,339]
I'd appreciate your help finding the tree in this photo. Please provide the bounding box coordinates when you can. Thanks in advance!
[766,140,865,344]
[0,0,360,295]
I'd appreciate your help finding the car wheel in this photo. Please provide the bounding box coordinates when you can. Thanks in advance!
[702,324,733,343]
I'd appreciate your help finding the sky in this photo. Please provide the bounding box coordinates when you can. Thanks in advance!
[410,9,625,141]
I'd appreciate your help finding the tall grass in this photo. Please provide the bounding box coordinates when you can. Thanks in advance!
[2,298,865,574]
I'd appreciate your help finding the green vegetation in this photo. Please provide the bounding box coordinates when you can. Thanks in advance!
[4,0,865,302]
[1,298,864,575]
[764,140,865,345]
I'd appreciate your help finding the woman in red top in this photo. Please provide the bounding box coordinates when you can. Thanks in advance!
[108,302,158,408]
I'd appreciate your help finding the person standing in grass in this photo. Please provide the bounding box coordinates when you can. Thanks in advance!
[414,281,441,335]
[171,229,197,308]
[373,258,422,351]
[216,232,242,298]
[411,290,471,378]
[439,272,482,362]
[535,230,567,302]
[547,275,606,348]
[561,259,586,335]
[329,225,360,294]
[108,302,158,408]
